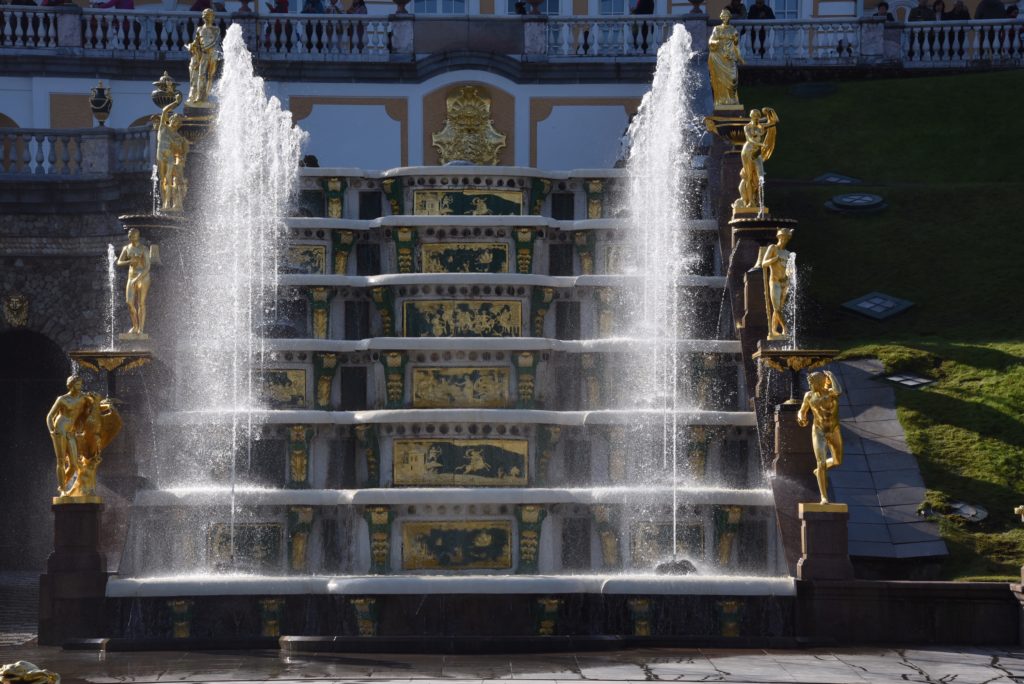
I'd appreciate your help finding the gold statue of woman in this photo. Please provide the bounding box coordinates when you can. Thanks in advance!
[733,107,779,214]
[116,228,152,339]
[156,93,190,213]
[708,10,744,109]
[760,227,793,340]
[186,9,221,107]
[797,370,844,504]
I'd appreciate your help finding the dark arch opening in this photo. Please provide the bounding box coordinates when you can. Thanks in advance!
[0,329,70,571]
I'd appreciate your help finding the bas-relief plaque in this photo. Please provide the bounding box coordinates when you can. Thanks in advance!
[209,522,282,571]
[283,244,327,274]
[413,189,523,216]
[393,438,528,486]
[402,520,513,570]
[259,369,307,409]
[630,522,704,567]
[403,300,522,337]
[421,242,509,273]
[411,367,510,408]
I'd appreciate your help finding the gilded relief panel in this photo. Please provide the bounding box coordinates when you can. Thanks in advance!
[402,520,513,570]
[403,300,522,337]
[283,244,327,274]
[258,369,307,409]
[410,367,510,408]
[413,189,523,216]
[393,438,528,486]
[421,242,509,273]
[209,523,283,571]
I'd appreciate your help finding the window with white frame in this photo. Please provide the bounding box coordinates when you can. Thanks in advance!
[505,0,561,13]
[769,0,799,18]
[413,0,466,12]
[599,0,627,13]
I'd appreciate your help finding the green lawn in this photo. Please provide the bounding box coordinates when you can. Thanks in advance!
[742,72,1024,580]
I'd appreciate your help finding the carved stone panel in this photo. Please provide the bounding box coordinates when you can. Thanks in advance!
[401,520,513,571]
[393,438,528,486]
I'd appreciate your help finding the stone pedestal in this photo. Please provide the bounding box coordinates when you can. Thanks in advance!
[797,503,855,581]
[769,403,820,575]
[38,502,108,646]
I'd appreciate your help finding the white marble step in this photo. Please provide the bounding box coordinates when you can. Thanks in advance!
[279,273,725,288]
[265,337,742,354]
[287,216,718,231]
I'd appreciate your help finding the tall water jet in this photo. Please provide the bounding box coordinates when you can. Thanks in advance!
[620,25,701,564]
[172,24,306,502]
[106,243,117,350]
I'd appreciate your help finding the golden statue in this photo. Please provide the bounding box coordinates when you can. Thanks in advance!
[797,370,844,504]
[0,662,60,684]
[116,228,153,340]
[156,93,190,213]
[759,227,793,340]
[733,107,779,215]
[708,10,744,109]
[431,86,507,165]
[186,9,221,108]
[45,376,122,500]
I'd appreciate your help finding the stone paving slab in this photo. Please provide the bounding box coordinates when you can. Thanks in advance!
[2,644,1024,684]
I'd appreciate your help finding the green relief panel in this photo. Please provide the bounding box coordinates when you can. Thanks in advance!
[393,438,528,486]
[421,242,509,273]
[403,300,522,337]
[258,369,306,409]
[282,244,327,275]
[402,520,513,570]
[208,523,283,572]
[413,189,523,216]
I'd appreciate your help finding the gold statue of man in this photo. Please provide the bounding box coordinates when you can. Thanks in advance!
[116,228,152,339]
[45,376,121,499]
[733,107,779,214]
[186,8,221,107]
[797,370,844,504]
[760,227,793,340]
[156,93,190,213]
[708,9,744,109]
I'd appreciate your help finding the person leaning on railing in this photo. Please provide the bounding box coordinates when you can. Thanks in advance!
[746,0,774,57]
[872,1,895,20]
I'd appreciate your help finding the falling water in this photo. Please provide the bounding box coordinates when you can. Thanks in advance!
[173,25,305,565]
[621,25,700,561]
[787,252,798,348]
[151,164,159,215]
[107,243,117,350]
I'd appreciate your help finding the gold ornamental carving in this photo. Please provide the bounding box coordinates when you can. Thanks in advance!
[431,86,507,166]
[2,292,28,328]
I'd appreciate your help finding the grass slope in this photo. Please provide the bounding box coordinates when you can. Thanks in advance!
[742,72,1024,580]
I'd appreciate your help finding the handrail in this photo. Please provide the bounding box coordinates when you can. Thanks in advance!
[0,127,152,178]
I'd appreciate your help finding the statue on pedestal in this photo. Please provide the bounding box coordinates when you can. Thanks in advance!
[156,93,190,213]
[45,376,122,500]
[760,227,793,340]
[797,370,844,504]
[733,107,779,214]
[186,9,221,108]
[708,9,744,110]
[116,228,152,339]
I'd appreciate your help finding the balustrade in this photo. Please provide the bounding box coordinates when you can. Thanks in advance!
[731,19,860,65]
[901,19,1023,66]
[0,127,152,179]
[0,6,59,49]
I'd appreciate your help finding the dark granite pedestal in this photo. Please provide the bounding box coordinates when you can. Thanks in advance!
[38,501,109,646]
[797,503,854,581]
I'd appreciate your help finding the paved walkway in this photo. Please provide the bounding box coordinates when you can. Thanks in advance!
[2,644,1024,683]
[0,571,38,646]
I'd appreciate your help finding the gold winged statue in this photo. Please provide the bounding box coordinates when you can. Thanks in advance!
[733,107,779,215]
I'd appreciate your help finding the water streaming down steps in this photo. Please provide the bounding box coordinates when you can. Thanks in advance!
[114,24,783,588]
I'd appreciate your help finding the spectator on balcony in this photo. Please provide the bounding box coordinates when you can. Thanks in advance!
[267,0,289,11]
[631,0,655,13]
[725,0,747,18]
[945,0,969,17]
[189,0,212,10]
[348,0,367,12]
[873,1,895,19]
[973,0,1005,17]
[91,0,135,9]
[40,0,70,6]
[302,0,324,11]
[325,0,344,10]
[1008,3,1019,16]
[908,0,935,20]
[8,0,37,6]
[514,0,527,12]
[746,0,773,57]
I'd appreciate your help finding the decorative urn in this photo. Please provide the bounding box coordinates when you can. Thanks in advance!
[89,81,113,127]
